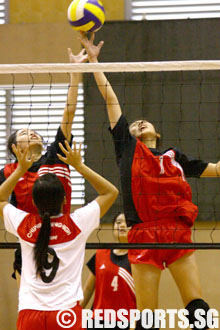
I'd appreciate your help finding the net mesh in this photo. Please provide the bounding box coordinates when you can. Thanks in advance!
[0,62,220,249]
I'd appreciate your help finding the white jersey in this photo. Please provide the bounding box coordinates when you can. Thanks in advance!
[3,200,100,311]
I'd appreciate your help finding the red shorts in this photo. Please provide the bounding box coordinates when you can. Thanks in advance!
[17,303,85,330]
[128,220,194,270]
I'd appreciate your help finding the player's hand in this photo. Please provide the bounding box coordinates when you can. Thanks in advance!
[57,141,83,169]
[12,144,35,173]
[78,32,104,62]
[68,47,88,63]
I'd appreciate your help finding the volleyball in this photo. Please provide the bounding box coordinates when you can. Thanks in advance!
[67,0,105,32]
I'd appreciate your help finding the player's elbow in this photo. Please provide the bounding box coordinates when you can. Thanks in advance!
[106,186,119,205]
[97,187,119,218]
[111,186,119,201]
[108,186,119,208]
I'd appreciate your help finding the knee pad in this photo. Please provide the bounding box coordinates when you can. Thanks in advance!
[185,299,210,330]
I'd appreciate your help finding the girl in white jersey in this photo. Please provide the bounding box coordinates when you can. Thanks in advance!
[0,141,118,330]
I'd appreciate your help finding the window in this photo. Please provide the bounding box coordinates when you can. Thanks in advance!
[0,0,8,24]
[0,84,85,205]
[126,0,220,20]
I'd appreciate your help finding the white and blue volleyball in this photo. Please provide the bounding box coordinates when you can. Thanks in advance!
[68,0,105,32]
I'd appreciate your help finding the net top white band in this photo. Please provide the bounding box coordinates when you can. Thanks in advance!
[0,61,220,74]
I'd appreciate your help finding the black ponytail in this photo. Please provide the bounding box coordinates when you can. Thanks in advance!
[34,212,51,275]
[32,173,65,276]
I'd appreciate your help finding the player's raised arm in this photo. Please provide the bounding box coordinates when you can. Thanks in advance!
[61,48,88,141]
[79,32,122,130]
[57,141,118,217]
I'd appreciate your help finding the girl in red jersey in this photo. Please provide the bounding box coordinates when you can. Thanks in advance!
[0,47,88,283]
[82,213,136,330]
[79,32,219,330]
[0,141,118,330]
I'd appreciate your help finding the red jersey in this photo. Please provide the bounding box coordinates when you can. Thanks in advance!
[131,141,198,226]
[0,127,72,214]
[88,249,136,320]
[110,115,208,227]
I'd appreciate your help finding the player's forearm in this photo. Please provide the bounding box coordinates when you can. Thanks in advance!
[89,57,114,98]
[0,167,24,202]
[93,69,114,100]
[61,73,80,141]
[90,59,121,129]
[93,71,119,108]
[200,161,220,177]
[66,73,80,114]
[81,273,95,308]
[81,288,93,308]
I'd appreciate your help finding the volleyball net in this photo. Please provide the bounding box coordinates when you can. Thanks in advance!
[0,61,220,249]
